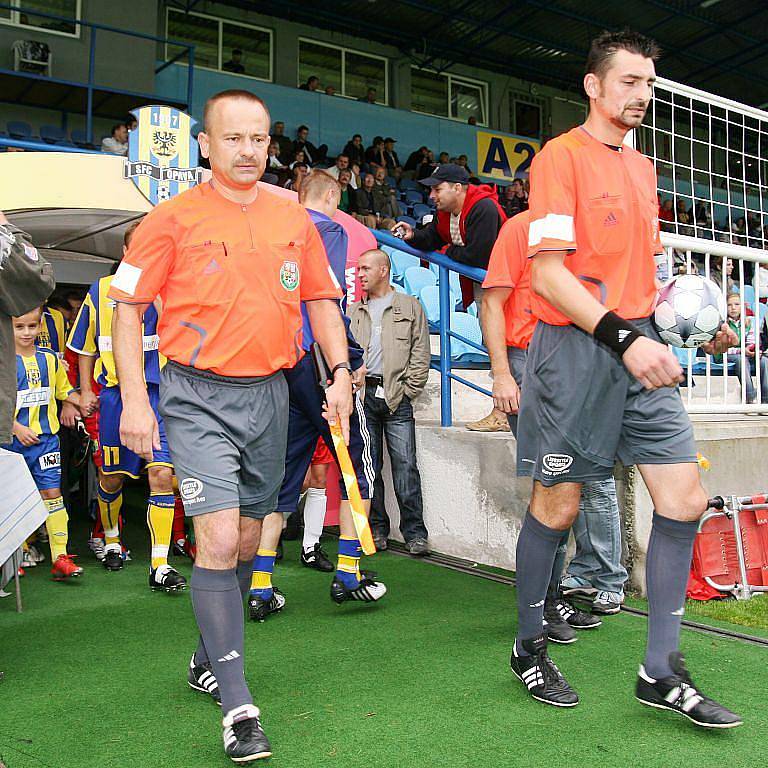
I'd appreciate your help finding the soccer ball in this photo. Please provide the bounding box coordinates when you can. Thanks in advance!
[653,274,725,348]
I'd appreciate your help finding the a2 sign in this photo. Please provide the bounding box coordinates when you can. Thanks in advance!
[476,130,541,182]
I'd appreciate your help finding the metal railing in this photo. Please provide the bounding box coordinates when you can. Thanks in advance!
[0,3,194,143]
[374,230,489,427]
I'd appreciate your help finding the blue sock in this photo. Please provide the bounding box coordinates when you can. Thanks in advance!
[336,536,362,588]
[249,548,276,601]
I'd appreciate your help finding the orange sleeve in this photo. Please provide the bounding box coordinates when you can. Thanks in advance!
[650,164,664,255]
[299,213,343,301]
[108,207,177,304]
[527,141,577,257]
[483,215,528,289]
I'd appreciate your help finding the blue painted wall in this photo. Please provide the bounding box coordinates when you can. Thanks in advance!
[156,64,520,170]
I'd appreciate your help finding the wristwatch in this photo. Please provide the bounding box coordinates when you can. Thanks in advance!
[331,361,352,377]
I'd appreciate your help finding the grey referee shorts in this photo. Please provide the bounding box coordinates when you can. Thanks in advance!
[516,316,697,486]
[506,345,528,438]
[159,361,289,518]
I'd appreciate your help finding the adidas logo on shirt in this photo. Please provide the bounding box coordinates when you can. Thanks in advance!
[203,258,222,275]
[604,212,618,227]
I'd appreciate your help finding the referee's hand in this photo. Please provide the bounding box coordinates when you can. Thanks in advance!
[120,401,161,462]
[492,372,520,414]
[622,336,684,390]
[323,370,353,444]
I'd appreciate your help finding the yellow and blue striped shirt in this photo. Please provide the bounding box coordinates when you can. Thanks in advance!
[14,348,75,436]
[67,275,163,388]
[37,306,67,358]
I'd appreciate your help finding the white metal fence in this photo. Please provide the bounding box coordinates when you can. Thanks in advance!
[638,77,768,414]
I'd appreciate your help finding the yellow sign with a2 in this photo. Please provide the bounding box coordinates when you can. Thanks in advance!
[476,131,540,181]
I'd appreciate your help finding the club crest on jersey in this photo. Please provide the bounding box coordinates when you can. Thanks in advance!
[280,260,300,291]
[123,106,202,206]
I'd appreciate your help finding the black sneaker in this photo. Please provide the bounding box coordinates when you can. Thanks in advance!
[187,654,221,706]
[552,595,602,629]
[149,564,187,592]
[222,704,272,762]
[248,588,286,622]
[636,652,742,729]
[510,634,579,707]
[543,599,577,644]
[103,548,123,572]
[330,576,387,604]
[300,543,334,572]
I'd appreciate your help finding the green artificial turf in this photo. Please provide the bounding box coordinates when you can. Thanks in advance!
[1,513,766,768]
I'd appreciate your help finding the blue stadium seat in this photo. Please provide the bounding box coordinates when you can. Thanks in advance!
[466,302,478,317]
[428,263,462,303]
[404,266,437,296]
[399,178,421,192]
[71,129,92,147]
[40,125,66,144]
[742,284,756,307]
[449,312,488,362]
[419,285,458,328]
[396,215,417,228]
[389,248,420,283]
[7,121,32,139]
[385,175,397,188]
[412,203,431,222]
[392,282,407,293]
[404,190,423,206]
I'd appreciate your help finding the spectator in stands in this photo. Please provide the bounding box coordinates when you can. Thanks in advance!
[289,149,307,170]
[337,169,353,213]
[501,179,528,218]
[292,124,327,166]
[437,151,450,165]
[675,198,693,235]
[359,87,377,104]
[747,212,762,249]
[403,146,430,179]
[722,293,768,404]
[659,198,674,231]
[270,121,293,164]
[467,116,478,126]
[712,256,737,295]
[101,123,128,156]
[324,85,336,96]
[456,154,472,174]
[352,173,395,230]
[382,138,401,176]
[223,49,245,74]
[392,163,507,432]
[299,76,320,91]
[732,216,747,246]
[343,134,366,168]
[348,249,431,555]
[365,136,386,168]
[373,166,396,199]
[125,115,137,133]
[284,162,309,192]
[326,154,358,189]
[266,143,288,186]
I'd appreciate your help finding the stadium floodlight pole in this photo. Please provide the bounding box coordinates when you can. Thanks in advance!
[310,342,376,555]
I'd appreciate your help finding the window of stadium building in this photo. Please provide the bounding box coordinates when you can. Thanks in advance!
[1,0,80,37]
[165,8,272,81]
[411,68,487,125]
[510,96,544,140]
[297,38,388,103]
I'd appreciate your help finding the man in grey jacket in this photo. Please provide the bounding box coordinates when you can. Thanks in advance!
[349,249,431,555]
[0,212,56,444]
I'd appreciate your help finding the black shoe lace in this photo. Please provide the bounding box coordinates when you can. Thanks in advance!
[536,650,563,688]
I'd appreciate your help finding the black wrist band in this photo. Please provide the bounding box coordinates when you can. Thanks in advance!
[331,361,352,377]
[593,311,642,357]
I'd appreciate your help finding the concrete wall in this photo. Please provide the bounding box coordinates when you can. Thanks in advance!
[379,416,768,595]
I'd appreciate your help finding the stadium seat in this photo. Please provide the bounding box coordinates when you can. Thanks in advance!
[396,215,417,228]
[428,263,463,303]
[467,302,478,317]
[71,129,93,147]
[742,284,756,307]
[419,285,458,328]
[403,266,437,297]
[399,178,421,192]
[40,124,66,144]
[412,203,431,222]
[385,175,397,188]
[389,248,420,283]
[404,190,424,206]
[449,312,488,362]
[7,121,32,139]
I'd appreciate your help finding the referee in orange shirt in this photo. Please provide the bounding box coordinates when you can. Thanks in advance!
[509,31,741,728]
[109,90,351,762]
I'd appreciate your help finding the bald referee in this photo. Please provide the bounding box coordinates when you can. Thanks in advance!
[109,90,351,762]
[510,31,741,728]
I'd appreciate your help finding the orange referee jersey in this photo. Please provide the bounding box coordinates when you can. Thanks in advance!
[482,210,536,349]
[108,181,341,376]
[527,127,663,326]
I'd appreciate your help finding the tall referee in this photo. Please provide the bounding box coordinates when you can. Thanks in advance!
[109,90,352,762]
[511,31,742,728]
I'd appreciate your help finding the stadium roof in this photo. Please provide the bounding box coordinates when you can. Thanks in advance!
[191,0,768,107]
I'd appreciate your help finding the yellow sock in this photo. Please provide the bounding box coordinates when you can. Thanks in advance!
[147,494,175,569]
[97,482,123,547]
[250,549,277,595]
[44,496,69,560]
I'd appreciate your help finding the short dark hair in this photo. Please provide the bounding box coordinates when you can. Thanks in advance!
[353,133,362,140]
[297,124,309,133]
[111,123,125,136]
[232,48,242,56]
[585,29,661,79]
[123,219,142,248]
[203,89,270,132]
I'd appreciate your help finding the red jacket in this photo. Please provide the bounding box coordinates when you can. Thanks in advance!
[434,184,507,244]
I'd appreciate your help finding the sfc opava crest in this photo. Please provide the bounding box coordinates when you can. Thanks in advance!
[280,260,300,291]
[123,105,203,206]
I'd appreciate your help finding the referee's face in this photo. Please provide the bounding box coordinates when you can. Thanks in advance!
[200,98,270,190]
[588,49,656,131]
